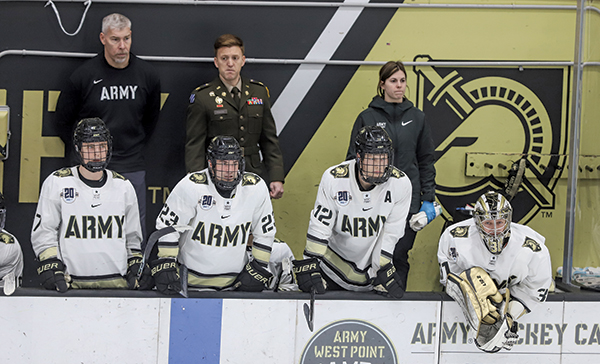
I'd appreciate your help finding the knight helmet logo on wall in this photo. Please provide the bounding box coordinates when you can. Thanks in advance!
[414,55,569,224]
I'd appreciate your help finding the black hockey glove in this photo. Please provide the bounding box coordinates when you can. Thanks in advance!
[292,258,326,294]
[150,258,181,295]
[127,257,154,290]
[233,260,273,292]
[373,263,405,299]
[37,257,69,293]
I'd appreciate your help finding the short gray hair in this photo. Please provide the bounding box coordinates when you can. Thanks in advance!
[102,13,131,33]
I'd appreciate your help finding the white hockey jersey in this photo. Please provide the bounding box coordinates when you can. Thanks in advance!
[31,167,143,288]
[156,170,275,290]
[0,230,23,295]
[306,160,412,291]
[438,218,552,314]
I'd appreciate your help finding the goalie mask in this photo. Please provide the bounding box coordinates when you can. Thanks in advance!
[473,191,512,254]
[73,118,113,173]
[0,192,5,231]
[355,125,394,185]
[207,135,245,191]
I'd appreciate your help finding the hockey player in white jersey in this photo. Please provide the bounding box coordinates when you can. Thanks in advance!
[294,126,412,298]
[0,192,23,296]
[151,136,275,294]
[31,118,151,291]
[438,191,552,353]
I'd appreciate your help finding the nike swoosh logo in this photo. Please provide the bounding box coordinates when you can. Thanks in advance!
[362,207,373,211]
[401,120,413,126]
[91,204,102,208]
[93,79,103,84]
[221,215,230,219]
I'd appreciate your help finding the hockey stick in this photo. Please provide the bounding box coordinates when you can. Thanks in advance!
[303,287,315,332]
[179,264,189,298]
[137,225,192,280]
[504,158,527,201]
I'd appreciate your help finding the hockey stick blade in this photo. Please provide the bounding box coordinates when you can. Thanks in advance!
[504,158,527,201]
[303,287,316,332]
[137,225,191,280]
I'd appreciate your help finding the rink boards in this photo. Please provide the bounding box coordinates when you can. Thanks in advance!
[1,291,600,363]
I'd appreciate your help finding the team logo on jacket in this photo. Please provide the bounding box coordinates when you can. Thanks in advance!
[200,195,214,210]
[60,187,78,203]
[415,55,568,225]
[522,237,542,252]
[336,191,351,206]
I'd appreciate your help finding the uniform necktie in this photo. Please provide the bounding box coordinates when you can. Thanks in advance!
[232,87,241,106]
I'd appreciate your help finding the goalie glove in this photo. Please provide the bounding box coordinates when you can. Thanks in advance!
[37,257,69,293]
[233,259,273,292]
[292,258,326,294]
[373,263,405,299]
[150,258,181,295]
[444,267,504,333]
[475,313,519,353]
[126,257,153,290]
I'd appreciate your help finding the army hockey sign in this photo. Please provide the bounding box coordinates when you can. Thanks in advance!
[299,319,398,364]
[414,56,569,223]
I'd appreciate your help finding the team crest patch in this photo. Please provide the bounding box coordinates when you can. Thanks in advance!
[189,172,208,185]
[199,195,214,210]
[336,191,351,206]
[53,168,73,177]
[450,226,469,238]
[242,173,260,186]
[522,237,542,252]
[330,164,349,178]
[390,167,404,179]
[0,232,15,244]
[60,187,78,204]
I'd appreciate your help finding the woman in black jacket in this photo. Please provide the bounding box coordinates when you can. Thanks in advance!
[346,61,438,291]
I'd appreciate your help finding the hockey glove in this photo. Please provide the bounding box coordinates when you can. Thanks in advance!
[475,313,519,353]
[233,260,273,292]
[292,258,326,294]
[373,263,405,299]
[126,257,153,290]
[37,257,69,293]
[150,258,181,295]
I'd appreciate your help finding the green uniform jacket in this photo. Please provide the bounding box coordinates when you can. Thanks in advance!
[185,77,285,183]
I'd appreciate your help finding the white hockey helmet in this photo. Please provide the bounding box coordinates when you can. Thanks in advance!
[473,191,512,254]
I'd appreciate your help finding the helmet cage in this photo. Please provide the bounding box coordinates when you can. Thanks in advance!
[73,118,113,173]
[207,136,245,191]
[355,126,394,185]
[473,192,512,254]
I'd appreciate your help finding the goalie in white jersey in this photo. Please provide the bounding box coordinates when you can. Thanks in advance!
[294,126,412,298]
[0,192,24,296]
[438,191,552,353]
[31,118,150,291]
[151,135,275,294]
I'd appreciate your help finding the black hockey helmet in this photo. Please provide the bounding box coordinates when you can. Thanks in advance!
[354,125,394,185]
[73,118,113,173]
[0,192,5,231]
[207,135,245,191]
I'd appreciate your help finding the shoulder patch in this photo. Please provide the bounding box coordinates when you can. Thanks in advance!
[53,168,73,178]
[111,171,127,181]
[330,164,350,178]
[189,172,209,185]
[0,232,15,244]
[242,173,261,186]
[390,166,405,179]
[450,226,470,238]
[522,237,542,252]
